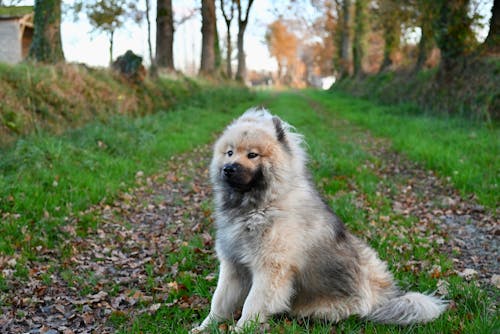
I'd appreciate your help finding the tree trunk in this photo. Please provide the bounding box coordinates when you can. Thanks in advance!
[352,0,366,77]
[235,0,254,82]
[145,0,157,77]
[28,0,65,63]
[236,22,247,81]
[483,0,499,54]
[214,18,221,70]
[156,0,175,70]
[379,25,398,72]
[414,5,434,72]
[200,0,216,75]
[435,0,472,75]
[220,0,235,78]
[414,28,429,72]
[339,0,351,78]
[109,30,114,65]
[226,25,232,77]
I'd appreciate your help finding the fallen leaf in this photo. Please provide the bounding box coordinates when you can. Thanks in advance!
[459,268,478,281]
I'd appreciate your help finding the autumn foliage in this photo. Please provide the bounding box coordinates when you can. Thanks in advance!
[265,20,298,84]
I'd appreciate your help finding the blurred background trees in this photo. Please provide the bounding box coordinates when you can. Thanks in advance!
[265,20,297,84]
[483,0,499,53]
[15,0,498,85]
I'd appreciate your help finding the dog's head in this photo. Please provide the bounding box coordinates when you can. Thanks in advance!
[210,108,295,194]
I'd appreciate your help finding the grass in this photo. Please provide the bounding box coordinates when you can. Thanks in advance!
[0,62,197,144]
[0,85,256,257]
[333,58,500,121]
[306,89,499,209]
[0,5,33,16]
[1,86,497,333]
[120,92,498,333]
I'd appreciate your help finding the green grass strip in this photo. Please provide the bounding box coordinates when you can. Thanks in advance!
[124,91,498,334]
[307,90,499,208]
[0,86,257,256]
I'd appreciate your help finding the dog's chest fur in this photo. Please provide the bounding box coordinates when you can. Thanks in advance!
[215,208,272,265]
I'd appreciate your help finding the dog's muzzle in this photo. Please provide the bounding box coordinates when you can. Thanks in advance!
[221,163,253,191]
[221,163,266,193]
[223,163,238,178]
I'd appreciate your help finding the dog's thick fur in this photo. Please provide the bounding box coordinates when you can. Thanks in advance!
[192,109,446,332]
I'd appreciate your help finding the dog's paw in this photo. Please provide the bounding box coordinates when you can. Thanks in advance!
[229,324,243,333]
[190,325,206,334]
[231,322,270,333]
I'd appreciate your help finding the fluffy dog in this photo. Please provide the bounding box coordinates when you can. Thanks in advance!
[192,109,446,332]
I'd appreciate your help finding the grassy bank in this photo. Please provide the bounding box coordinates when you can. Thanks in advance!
[0,85,256,257]
[308,90,499,209]
[0,62,198,146]
[333,57,500,121]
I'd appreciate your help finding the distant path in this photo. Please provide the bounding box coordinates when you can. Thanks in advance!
[1,92,497,333]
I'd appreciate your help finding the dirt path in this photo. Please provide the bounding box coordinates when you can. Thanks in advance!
[305,97,500,289]
[1,95,498,333]
[366,142,499,285]
[1,147,215,333]
[305,95,499,287]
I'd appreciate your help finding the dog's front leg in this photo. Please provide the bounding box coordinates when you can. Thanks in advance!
[235,264,294,331]
[191,259,248,333]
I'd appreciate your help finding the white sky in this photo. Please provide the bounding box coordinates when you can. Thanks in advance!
[14,1,493,74]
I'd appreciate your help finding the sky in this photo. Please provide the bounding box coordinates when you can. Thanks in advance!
[14,1,493,74]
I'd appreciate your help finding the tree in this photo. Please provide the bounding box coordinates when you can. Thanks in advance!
[200,0,217,75]
[84,0,129,65]
[352,0,367,77]
[483,0,499,54]
[434,0,474,74]
[336,0,352,78]
[235,0,255,82]
[312,3,336,77]
[378,0,401,72]
[265,19,298,83]
[0,0,23,5]
[156,0,175,71]
[28,0,65,63]
[145,0,156,77]
[214,13,222,70]
[220,0,236,78]
[413,0,436,72]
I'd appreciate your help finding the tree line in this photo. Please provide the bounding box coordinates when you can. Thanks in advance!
[24,0,255,81]
[13,0,500,84]
[264,0,498,86]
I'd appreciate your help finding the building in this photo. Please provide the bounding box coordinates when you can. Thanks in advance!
[0,6,34,64]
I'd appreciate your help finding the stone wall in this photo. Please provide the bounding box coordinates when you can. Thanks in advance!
[0,19,21,64]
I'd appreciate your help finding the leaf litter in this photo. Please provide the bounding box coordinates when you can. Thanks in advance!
[306,97,498,291]
[0,146,215,333]
[364,139,498,287]
[1,112,498,332]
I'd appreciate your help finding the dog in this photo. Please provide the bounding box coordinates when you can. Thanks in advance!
[191,108,447,332]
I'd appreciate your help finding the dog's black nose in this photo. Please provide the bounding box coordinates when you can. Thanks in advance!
[223,164,237,177]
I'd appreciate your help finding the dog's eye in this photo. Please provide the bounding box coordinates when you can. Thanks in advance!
[227,150,233,157]
[247,152,259,159]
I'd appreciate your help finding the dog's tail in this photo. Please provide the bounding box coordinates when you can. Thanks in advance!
[367,292,447,325]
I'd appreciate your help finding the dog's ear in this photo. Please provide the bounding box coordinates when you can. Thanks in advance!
[272,116,286,143]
